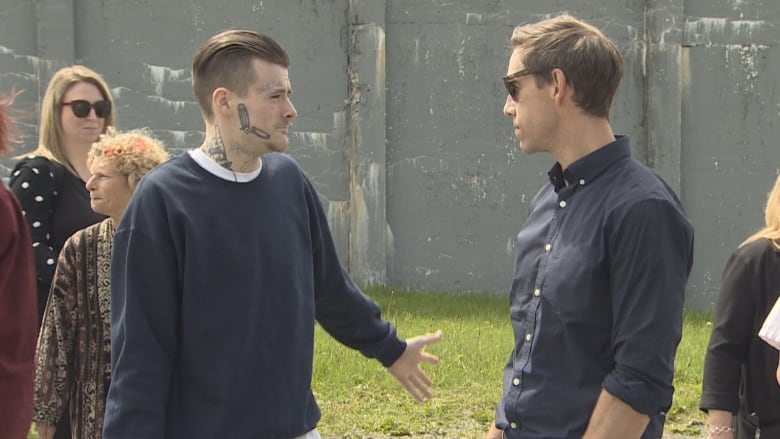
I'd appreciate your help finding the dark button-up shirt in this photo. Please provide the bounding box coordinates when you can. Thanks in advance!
[496,136,694,438]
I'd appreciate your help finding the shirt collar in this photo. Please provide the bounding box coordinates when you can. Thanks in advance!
[547,135,631,193]
[188,148,263,182]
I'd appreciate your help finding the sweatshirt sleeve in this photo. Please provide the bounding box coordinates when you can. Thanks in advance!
[102,180,179,439]
[303,177,406,367]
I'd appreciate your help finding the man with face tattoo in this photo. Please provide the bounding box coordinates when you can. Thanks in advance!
[102,30,442,439]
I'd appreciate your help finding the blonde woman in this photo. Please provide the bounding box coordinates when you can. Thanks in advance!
[701,175,780,439]
[10,65,115,327]
[33,129,168,439]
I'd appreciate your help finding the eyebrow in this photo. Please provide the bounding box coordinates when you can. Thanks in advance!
[257,80,290,94]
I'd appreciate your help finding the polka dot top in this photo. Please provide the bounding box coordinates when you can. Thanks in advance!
[10,155,105,323]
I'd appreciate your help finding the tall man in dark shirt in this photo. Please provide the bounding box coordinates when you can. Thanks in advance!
[485,14,694,439]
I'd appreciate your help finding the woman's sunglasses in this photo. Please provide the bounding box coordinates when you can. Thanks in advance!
[62,100,111,118]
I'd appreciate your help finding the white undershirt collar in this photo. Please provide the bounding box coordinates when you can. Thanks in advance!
[188,148,263,182]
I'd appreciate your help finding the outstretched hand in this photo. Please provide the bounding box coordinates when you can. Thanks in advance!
[388,330,443,401]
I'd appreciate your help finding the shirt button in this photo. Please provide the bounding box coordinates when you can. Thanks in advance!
[510,422,518,429]
[579,178,586,185]
[533,288,540,297]
[512,377,520,386]
[559,200,567,208]
[544,243,551,252]
[525,333,532,342]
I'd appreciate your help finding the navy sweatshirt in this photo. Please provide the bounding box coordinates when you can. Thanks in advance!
[103,152,405,439]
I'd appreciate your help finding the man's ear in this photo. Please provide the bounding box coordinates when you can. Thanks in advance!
[550,68,570,105]
[212,87,231,116]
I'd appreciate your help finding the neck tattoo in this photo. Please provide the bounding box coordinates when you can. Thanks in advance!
[202,125,238,182]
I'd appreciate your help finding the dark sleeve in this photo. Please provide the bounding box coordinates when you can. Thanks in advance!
[602,198,694,415]
[10,157,59,307]
[700,248,756,413]
[303,178,406,367]
[103,182,178,438]
[0,188,37,439]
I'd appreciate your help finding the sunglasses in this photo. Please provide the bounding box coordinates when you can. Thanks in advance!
[62,100,111,118]
[502,68,547,101]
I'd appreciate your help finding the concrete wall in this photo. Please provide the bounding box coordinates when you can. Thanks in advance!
[1,0,778,309]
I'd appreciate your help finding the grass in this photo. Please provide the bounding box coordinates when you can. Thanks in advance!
[664,309,711,436]
[28,287,711,438]
[313,287,711,438]
[313,287,512,438]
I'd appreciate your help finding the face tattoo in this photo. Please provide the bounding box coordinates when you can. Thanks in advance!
[238,103,271,139]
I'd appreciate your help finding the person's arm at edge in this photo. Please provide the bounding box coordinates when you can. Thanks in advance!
[705,410,735,439]
[32,236,80,436]
[0,191,38,439]
[582,389,649,439]
[485,421,503,439]
[35,423,55,439]
[773,335,780,386]
[701,247,757,419]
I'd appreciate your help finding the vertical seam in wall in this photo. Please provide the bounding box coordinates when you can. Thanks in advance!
[642,0,653,168]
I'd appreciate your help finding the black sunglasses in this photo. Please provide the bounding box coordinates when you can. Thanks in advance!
[502,68,547,101]
[62,100,111,118]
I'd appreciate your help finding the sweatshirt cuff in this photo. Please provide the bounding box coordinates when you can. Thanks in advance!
[378,338,407,367]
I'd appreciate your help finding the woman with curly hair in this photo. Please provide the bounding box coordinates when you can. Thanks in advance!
[33,129,168,439]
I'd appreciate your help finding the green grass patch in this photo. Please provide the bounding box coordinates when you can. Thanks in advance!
[313,287,710,438]
[28,288,711,438]
[665,309,711,436]
[313,287,511,438]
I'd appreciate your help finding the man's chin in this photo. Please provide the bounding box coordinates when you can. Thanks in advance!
[270,140,289,153]
[518,142,533,154]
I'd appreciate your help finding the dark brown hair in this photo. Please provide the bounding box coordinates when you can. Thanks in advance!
[192,30,289,121]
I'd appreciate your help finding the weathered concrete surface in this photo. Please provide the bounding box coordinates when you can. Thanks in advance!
[1,0,779,308]
[680,2,780,307]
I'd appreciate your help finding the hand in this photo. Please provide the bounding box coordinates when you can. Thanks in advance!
[485,421,504,439]
[36,423,56,439]
[775,351,780,386]
[706,410,735,439]
[388,330,442,401]
[707,430,735,439]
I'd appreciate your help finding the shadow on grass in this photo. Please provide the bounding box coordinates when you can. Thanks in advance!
[361,285,509,321]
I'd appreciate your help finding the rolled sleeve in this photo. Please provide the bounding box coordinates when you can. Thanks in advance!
[604,198,693,415]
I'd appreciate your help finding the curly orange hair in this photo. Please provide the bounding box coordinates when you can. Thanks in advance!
[88,128,169,189]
